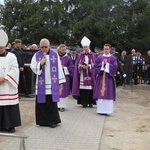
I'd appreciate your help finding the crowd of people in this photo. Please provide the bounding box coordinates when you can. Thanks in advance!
[5,34,150,87]
[95,47,150,86]
[5,39,150,89]
[0,29,150,133]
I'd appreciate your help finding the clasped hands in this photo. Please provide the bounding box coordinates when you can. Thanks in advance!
[103,59,107,65]
[81,64,89,70]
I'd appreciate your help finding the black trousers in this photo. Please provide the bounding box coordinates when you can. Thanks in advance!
[19,71,29,95]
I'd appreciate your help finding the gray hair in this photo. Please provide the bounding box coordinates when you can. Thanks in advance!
[31,44,37,47]
[40,38,50,46]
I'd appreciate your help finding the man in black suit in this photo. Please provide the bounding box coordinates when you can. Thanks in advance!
[68,47,78,99]
[68,47,78,65]
[11,39,32,98]
[111,47,126,86]
[145,50,150,84]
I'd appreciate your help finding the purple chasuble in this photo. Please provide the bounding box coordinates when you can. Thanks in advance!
[93,55,118,100]
[79,53,94,85]
[59,55,74,98]
[36,50,59,103]
[72,51,96,96]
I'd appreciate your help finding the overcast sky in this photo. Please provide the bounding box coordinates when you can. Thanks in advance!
[0,0,4,5]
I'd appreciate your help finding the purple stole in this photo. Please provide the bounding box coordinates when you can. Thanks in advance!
[79,52,95,86]
[36,50,59,103]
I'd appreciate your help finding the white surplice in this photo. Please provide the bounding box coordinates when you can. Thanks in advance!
[97,53,114,114]
[0,52,19,106]
[30,52,66,95]
[96,99,114,114]
[57,53,70,109]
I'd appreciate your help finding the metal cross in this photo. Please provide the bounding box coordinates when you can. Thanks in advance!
[39,77,44,85]
[50,56,57,63]
[52,75,58,83]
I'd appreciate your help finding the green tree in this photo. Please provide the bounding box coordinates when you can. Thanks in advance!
[68,0,124,49]
[107,0,150,53]
[37,0,72,45]
[125,0,150,53]
[1,0,43,44]
[0,0,149,53]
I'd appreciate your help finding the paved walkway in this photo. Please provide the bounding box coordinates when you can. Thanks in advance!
[1,87,121,150]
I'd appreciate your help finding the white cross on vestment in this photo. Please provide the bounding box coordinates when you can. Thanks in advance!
[52,75,58,83]
[51,56,57,63]
[39,77,44,85]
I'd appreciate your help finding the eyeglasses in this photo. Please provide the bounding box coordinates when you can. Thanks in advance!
[41,46,48,49]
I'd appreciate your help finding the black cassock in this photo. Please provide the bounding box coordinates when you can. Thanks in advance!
[0,104,21,129]
[36,95,61,126]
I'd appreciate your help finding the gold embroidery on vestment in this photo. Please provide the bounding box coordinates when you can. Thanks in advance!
[100,72,106,96]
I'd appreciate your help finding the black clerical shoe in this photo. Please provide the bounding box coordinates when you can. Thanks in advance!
[73,96,78,100]
[49,124,56,128]
[89,104,93,108]
[8,127,15,133]
[59,108,65,112]
[99,113,109,116]
[82,104,87,108]
[24,94,33,98]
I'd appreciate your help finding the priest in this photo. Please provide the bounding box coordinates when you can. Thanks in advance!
[0,29,21,132]
[93,43,118,115]
[57,44,74,112]
[30,38,66,128]
[72,36,96,108]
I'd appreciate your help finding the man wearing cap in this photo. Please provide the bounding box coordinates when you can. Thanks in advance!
[0,30,21,132]
[72,36,96,108]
